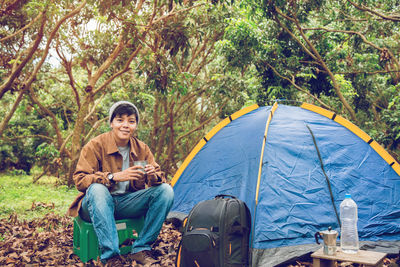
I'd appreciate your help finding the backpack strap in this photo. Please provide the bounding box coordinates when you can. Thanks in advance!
[215,194,236,199]
[175,239,183,267]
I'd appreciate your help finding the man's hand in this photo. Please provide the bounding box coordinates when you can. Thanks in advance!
[144,164,156,176]
[113,166,146,182]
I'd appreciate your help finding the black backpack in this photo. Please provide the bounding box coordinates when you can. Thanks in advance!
[176,194,251,267]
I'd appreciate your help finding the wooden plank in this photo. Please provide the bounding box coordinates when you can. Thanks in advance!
[313,258,336,267]
[311,247,387,266]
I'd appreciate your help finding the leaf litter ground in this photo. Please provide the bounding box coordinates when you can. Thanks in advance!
[0,207,398,266]
[0,211,181,266]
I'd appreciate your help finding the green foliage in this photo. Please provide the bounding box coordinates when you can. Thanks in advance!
[334,74,358,98]
[213,0,400,161]
[374,85,400,156]
[0,90,69,173]
[35,143,60,168]
[0,99,47,173]
[218,18,260,68]
[160,20,190,57]
[1,0,400,179]
[208,69,251,118]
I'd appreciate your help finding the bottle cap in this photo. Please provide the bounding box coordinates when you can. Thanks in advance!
[345,193,351,198]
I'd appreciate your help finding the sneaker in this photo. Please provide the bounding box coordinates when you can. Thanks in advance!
[128,250,159,265]
[104,255,127,267]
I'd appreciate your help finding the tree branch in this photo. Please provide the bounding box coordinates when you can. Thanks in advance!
[93,44,143,95]
[334,69,400,75]
[0,12,42,42]
[84,117,108,143]
[347,0,400,22]
[304,26,400,78]
[273,7,318,62]
[2,134,54,142]
[0,12,46,99]
[56,40,81,108]
[0,88,26,137]
[265,62,333,110]
[0,0,24,16]
[304,26,382,51]
[27,87,64,149]
[88,32,125,93]
[277,7,358,121]
[174,102,227,155]
[25,0,87,94]
[151,3,204,26]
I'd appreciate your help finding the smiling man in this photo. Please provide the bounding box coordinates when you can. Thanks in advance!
[68,101,174,265]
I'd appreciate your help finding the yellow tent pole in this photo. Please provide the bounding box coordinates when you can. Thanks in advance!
[301,103,400,176]
[250,102,278,253]
[171,104,260,187]
[254,102,278,205]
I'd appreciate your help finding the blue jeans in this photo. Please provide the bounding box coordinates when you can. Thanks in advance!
[80,183,174,262]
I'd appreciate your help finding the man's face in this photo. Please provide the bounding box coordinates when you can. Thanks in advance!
[110,113,137,146]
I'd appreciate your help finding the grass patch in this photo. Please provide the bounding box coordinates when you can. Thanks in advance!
[0,174,78,220]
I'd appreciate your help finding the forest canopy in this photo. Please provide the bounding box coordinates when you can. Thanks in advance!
[1,0,399,184]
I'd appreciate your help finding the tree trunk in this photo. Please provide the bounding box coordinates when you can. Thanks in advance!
[67,95,93,184]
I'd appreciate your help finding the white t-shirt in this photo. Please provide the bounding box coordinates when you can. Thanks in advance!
[110,145,130,195]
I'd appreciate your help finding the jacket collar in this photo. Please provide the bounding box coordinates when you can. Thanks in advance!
[104,131,138,158]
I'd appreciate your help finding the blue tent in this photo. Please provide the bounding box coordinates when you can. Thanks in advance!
[170,103,400,265]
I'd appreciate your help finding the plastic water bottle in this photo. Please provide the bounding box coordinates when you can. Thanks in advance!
[340,194,359,253]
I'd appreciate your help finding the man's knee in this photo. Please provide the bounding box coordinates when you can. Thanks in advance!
[154,183,174,202]
[87,183,112,202]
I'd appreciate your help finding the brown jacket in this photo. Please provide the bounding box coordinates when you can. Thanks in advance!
[67,131,165,217]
